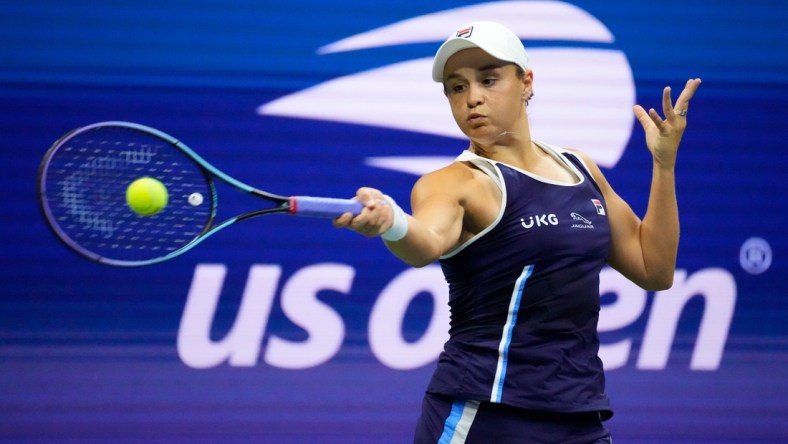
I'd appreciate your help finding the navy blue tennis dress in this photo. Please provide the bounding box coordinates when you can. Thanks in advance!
[414,143,613,444]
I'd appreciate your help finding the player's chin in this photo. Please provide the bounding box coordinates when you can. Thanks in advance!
[465,122,497,136]
[467,131,500,146]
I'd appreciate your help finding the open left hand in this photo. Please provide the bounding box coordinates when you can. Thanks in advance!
[633,78,702,168]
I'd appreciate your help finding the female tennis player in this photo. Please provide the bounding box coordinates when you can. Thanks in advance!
[334,21,701,444]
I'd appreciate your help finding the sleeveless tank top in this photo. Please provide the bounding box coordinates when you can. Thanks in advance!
[428,142,613,418]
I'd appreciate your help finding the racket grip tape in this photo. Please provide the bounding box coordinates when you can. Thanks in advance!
[289,196,363,218]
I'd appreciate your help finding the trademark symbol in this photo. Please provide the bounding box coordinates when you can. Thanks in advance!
[739,237,772,275]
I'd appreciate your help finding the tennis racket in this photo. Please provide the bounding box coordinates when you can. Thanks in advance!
[37,121,363,267]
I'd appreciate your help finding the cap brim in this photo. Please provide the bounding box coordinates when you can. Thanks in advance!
[431,39,481,82]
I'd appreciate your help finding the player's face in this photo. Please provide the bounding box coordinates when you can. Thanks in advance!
[442,48,531,143]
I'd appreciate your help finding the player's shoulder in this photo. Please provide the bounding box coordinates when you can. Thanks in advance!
[537,141,608,187]
[562,146,592,162]
[554,145,614,194]
[540,142,600,173]
[418,160,477,185]
[412,160,485,201]
[538,141,588,162]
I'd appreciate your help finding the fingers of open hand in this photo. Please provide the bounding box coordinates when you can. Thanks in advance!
[660,86,687,128]
[675,78,702,109]
[670,78,702,121]
[649,106,670,133]
[634,79,701,131]
[633,104,650,127]
[662,86,678,121]
[645,78,700,132]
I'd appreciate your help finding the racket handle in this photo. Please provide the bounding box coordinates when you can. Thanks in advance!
[289,196,363,218]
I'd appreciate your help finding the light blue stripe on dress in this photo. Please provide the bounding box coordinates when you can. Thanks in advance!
[490,263,534,402]
[438,399,480,444]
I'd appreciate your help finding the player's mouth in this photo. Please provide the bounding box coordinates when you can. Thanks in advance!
[467,113,486,124]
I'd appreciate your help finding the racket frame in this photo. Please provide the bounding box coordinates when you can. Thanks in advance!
[38,121,359,267]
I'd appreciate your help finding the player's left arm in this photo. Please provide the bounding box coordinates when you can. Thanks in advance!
[579,78,702,290]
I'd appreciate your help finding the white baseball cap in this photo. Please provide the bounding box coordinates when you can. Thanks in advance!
[432,21,529,82]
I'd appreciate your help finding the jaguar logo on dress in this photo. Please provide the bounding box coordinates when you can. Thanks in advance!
[570,212,594,229]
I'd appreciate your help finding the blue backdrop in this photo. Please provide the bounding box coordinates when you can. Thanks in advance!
[1,1,786,442]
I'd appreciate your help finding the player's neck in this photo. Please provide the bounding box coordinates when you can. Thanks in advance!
[468,126,535,167]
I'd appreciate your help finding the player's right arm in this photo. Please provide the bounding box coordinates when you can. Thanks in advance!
[386,168,466,267]
[334,165,467,267]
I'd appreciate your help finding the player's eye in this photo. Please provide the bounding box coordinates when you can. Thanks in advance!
[449,84,466,94]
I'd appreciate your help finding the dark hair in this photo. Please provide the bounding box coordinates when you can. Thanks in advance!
[514,65,534,105]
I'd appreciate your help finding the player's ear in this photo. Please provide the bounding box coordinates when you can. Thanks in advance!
[521,68,533,101]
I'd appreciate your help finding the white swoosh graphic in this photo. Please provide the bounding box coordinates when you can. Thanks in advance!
[318,1,613,54]
[258,1,634,175]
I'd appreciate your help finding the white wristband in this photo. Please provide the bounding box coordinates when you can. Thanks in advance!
[380,195,408,242]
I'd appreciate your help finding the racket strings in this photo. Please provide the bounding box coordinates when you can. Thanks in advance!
[41,127,214,263]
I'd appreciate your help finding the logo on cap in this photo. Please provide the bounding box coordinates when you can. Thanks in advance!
[456,26,473,38]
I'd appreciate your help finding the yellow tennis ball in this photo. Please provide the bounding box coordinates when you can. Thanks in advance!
[126,177,168,216]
